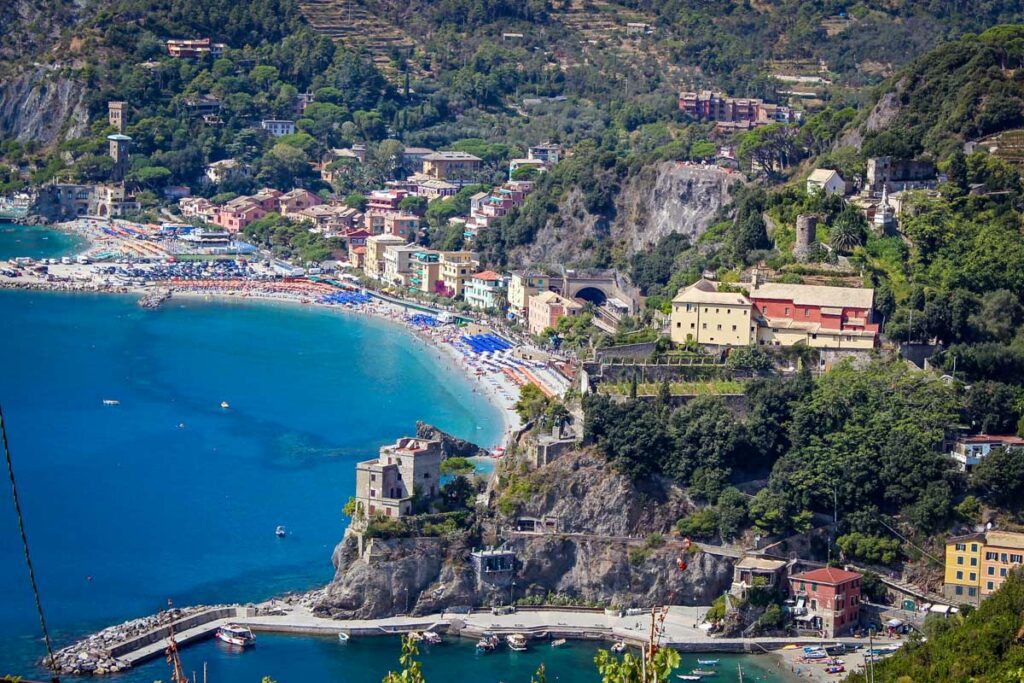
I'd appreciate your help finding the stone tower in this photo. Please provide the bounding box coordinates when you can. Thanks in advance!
[794,214,818,260]
[107,134,132,183]
[108,101,126,132]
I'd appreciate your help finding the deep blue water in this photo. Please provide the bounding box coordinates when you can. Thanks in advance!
[0,223,86,261]
[0,287,503,679]
[0,227,790,682]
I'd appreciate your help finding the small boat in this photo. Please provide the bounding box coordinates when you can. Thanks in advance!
[102,399,120,406]
[422,631,442,645]
[215,624,255,648]
[825,665,845,674]
[408,632,424,643]
[506,633,528,652]
[337,632,350,643]
[476,634,499,651]
[677,676,702,682]
[551,638,567,647]
[221,401,230,409]
[697,659,719,666]
[692,670,717,676]
[611,641,627,653]
[804,650,827,660]
[275,525,287,537]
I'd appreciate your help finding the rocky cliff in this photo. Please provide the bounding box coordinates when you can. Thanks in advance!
[315,450,736,619]
[0,67,89,146]
[511,163,738,267]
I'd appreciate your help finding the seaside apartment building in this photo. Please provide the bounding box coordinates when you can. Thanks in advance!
[528,290,583,335]
[944,530,1024,604]
[382,244,422,289]
[670,279,878,350]
[364,235,407,281]
[509,271,550,322]
[464,271,507,310]
[351,437,442,530]
[439,251,477,298]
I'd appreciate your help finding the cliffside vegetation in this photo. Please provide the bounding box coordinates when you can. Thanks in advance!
[847,571,1024,682]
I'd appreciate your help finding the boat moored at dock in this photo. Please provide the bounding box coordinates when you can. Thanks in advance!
[506,633,528,651]
[215,624,255,648]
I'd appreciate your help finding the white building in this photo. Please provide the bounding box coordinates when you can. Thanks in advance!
[261,119,296,137]
[806,168,846,196]
[951,435,1024,472]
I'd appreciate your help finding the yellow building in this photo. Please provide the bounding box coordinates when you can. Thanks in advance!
[943,534,983,603]
[670,279,756,347]
[981,531,1024,599]
[508,271,550,322]
[439,251,477,297]
[943,530,1024,604]
[364,234,406,281]
[421,151,482,182]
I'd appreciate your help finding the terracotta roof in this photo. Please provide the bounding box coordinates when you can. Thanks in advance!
[473,270,502,281]
[750,282,874,310]
[959,434,1024,445]
[791,567,861,584]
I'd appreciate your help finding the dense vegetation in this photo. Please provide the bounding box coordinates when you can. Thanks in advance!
[847,571,1024,682]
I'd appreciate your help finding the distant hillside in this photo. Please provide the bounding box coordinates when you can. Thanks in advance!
[847,571,1024,682]
[853,25,1024,159]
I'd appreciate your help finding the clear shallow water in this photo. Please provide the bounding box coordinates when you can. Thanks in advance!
[0,223,86,260]
[0,288,503,679]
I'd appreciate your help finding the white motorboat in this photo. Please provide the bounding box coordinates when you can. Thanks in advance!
[551,638,567,647]
[275,525,287,537]
[611,641,627,653]
[476,634,499,651]
[422,631,442,645]
[102,399,120,406]
[215,624,255,648]
[337,631,350,643]
[506,633,528,651]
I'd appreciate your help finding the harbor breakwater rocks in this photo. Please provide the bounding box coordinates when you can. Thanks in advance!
[47,606,211,675]
[316,450,735,619]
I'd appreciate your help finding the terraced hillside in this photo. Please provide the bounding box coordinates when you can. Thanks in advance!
[298,0,416,78]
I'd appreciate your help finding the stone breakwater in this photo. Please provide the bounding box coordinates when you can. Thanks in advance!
[48,606,212,675]
[47,591,324,676]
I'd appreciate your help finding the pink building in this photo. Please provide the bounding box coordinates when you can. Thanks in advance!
[367,189,408,212]
[215,198,266,233]
[789,567,862,638]
[384,212,419,240]
[278,188,322,216]
[748,282,879,347]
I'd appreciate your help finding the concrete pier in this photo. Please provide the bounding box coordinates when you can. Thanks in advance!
[53,601,901,675]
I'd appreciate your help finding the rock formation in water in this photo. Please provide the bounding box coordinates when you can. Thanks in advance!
[316,447,735,619]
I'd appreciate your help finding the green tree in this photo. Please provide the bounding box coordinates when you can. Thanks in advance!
[973,447,1024,511]
[382,635,426,683]
[829,205,868,253]
[594,645,680,683]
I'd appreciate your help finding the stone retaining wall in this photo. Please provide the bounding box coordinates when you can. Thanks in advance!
[110,607,239,658]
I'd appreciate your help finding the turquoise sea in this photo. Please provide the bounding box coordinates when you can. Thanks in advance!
[0,223,86,261]
[0,227,790,682]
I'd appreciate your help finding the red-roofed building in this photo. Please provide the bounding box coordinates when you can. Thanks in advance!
[789,567,862,637]
[951,434,1024,472]
[464,270,507,310]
